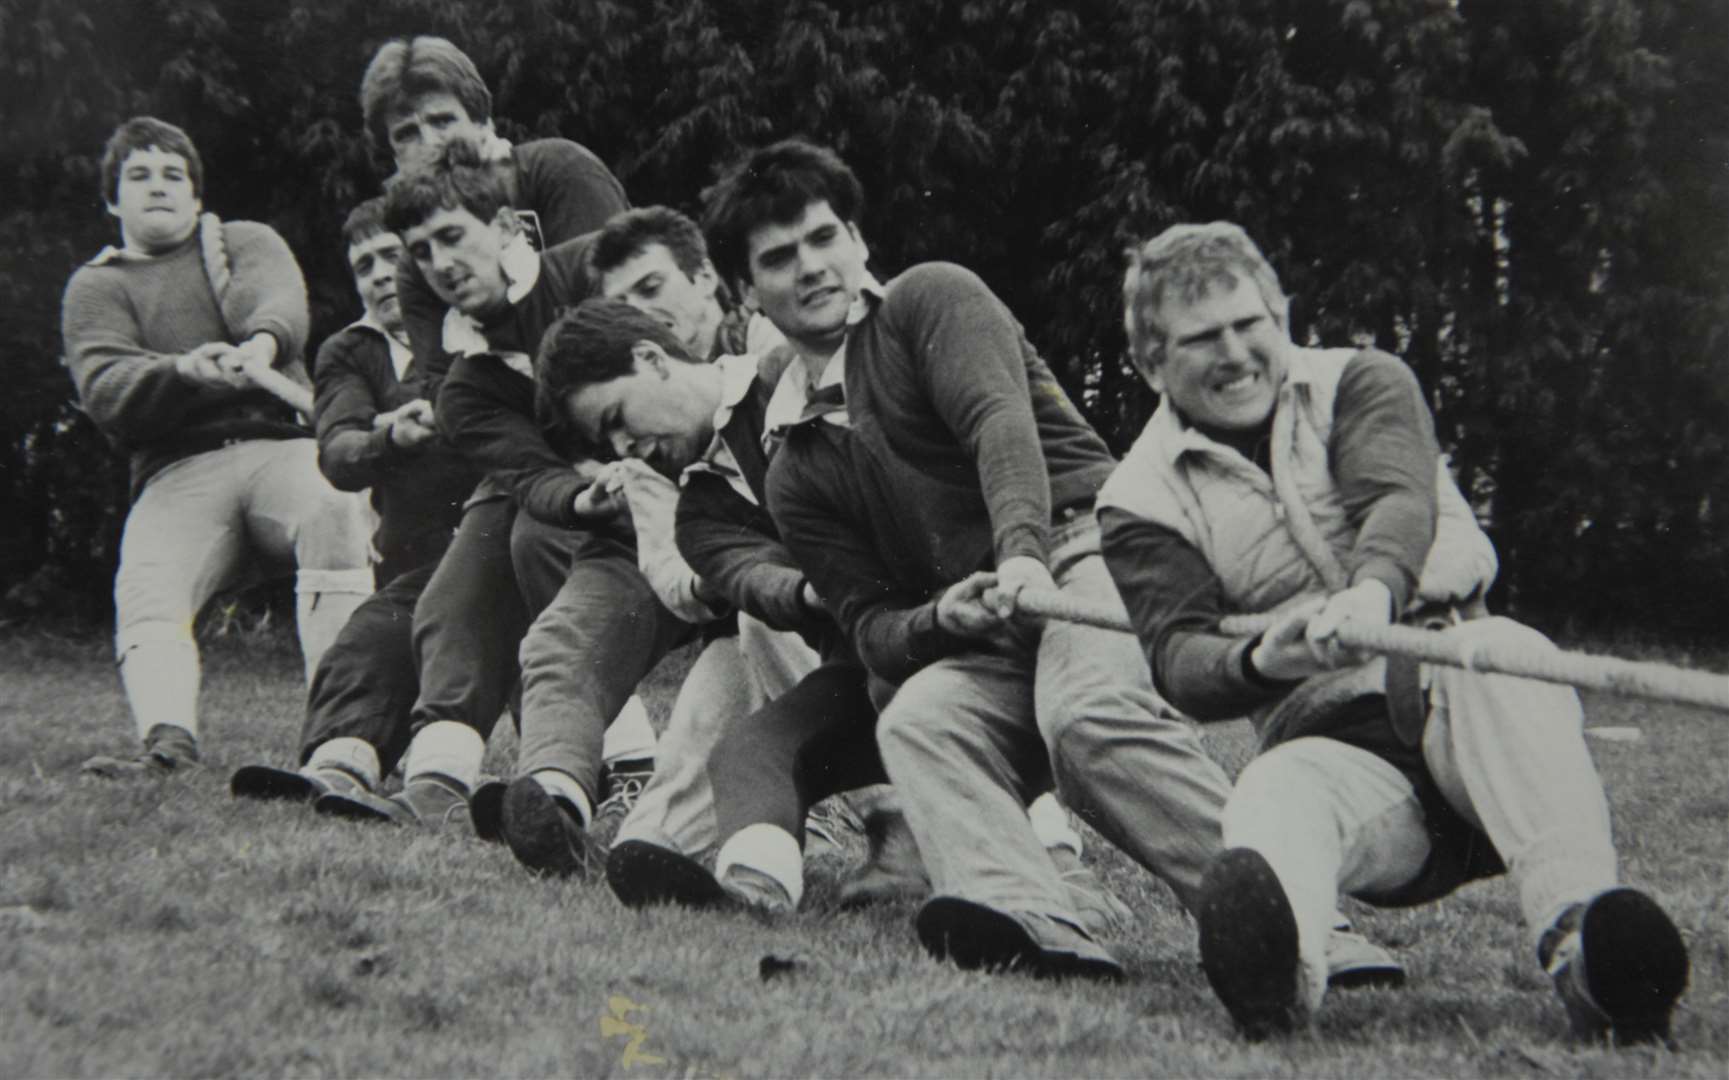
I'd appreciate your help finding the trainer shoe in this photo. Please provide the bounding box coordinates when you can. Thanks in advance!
[1197,847,1321,1039]
[719,862,797,917]
[1540,887,1689,1045]
[315,773,473,832]
[469,779,508,844]
[837,807,931,908]
[607,839,730,909]
[231,763,369,803]
[82,724,199,779]
[1048,845,1136,936]
[500,776,605,879]
[915,896,1126,981]
[591,760,652,846]
[1325,926,1407,990]
[804,795,867,858]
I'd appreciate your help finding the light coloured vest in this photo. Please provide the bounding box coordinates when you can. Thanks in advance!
[1099,347,1496,617]
[1098,348,1498,740]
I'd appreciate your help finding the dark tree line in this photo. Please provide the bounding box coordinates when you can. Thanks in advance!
[2,0,1724,635]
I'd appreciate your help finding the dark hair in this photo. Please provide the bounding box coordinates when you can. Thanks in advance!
[100,116,203,204]
[382,139,509,236]
[340,196,391,251]
[359,36,493,161]
[591,206,711,282]
[535,298,693,430]
[700,138,864,286]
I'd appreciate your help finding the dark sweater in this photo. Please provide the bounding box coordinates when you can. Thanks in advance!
[312,322,483,579]
[400,139,628,385]
[433,234,601,526]
[62,221,311,497]
[1099,350,1440,723]
[766,263,1116,683]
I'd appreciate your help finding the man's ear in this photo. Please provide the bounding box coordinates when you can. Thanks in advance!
[847,223,869,266]
[693,259,720,300]
[739,277,759,313]
[632,340,671,377]
[491,205,519,236]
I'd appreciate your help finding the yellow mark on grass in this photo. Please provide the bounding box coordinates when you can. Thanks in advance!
[600,995,667,1069]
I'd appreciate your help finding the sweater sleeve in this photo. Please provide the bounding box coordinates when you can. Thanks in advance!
[312,331,406,492]
[767,437,969,683]
[677,472,818,633]
[62,267,209,444]
[220,223,310,366]
[1330,351,1439,613]
[518,140,630,244]
[435,356,594,526]
[895,264,1052,567]
[1099,505,1293,722]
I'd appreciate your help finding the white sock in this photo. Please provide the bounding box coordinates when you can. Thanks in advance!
[306,737,381,790]
[602,695,657,764]
[532,768,593,826]
[1028,792,1082,855]
[119,636,201,742]
[402,720,484,792]
[294,567,375,685]
[715,823,804,907]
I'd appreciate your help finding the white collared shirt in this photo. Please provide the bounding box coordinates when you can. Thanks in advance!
[760,274,887,439]
[682,352,763,504]
[439,233,543,378]
[352,313,414,380]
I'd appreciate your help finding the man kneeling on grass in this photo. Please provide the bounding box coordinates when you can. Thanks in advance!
[1099,221,1689,1042]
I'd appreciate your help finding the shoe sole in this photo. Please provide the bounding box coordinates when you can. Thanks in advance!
[914,897,1124,981]
[1581,888,1690,1044]
[1327,957,1408,991]
[501,777,595,878]
[230,765,318,802]
[314,790,406,824]
[606,840,731,910]
[1198,848,1305,1039]
[470,780,507,845]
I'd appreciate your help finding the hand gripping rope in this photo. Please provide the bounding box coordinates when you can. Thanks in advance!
[1012,587,1729,713]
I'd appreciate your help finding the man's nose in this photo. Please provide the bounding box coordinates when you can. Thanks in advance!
[427,245,454,273]
[1219,328,1251,363]
[609,430,636,458]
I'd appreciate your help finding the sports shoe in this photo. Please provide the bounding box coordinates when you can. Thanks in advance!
[315,773,473,832]
[230,763,369,803]
[607,839,730,909]
[915,896,1126,981]
[1541,888,1689,1045]
[469,779,508,844]
[1325,926,1407,990]
[837,807,931,908]
[1047,845,1136,936]
[804,795,867,858]
[718,862,797,917]
[1197,847,1318,1039]
[591,760,652,846]
[82,724,199,779]
[500,776,605,878]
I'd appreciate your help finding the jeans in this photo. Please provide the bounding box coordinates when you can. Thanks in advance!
[876,516,1233,919]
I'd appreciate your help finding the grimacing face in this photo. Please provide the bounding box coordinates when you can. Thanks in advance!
[348,231,405,333]
[386,91,491,174]
[1148,274,1290,432]
[742,200,868,352]
[107,146,202,254]
[562,344,715,478]
[601,243,720,357]
[401,205,514,317]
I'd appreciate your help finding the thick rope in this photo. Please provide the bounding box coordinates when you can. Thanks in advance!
[1014,587,1729,713]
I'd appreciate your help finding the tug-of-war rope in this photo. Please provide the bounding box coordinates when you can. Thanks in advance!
[1015,588,1729,714]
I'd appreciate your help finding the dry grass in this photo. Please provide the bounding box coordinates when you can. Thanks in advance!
[0,624,1724,1078]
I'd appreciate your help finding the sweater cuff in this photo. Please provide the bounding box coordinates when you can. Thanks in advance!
[995,523,1047,567]
[1239,634,1301,692]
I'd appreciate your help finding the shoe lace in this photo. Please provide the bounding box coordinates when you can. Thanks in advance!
[596,774,646,821]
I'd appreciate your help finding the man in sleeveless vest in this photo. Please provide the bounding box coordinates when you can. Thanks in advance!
[1098,221,1689,1043]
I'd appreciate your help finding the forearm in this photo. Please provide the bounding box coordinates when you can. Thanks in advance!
[1098,507,1288,721]
[222,225,310,364]
[677,480,817,632]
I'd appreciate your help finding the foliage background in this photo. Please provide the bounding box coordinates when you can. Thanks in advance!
[1,0,1724,635]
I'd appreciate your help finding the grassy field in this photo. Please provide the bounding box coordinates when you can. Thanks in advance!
[0,622,1724,1078]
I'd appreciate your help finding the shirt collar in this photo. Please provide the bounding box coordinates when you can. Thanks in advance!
[350,313,415,379]
[501,232,541,304]
[758,272,884,436]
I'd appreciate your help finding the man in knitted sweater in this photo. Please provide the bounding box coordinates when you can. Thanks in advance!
[1099,221,1688,1042]
[62,116,374,777]
[700,139,1236,978]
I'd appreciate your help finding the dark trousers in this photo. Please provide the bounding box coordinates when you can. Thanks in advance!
[298,497,577,772]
